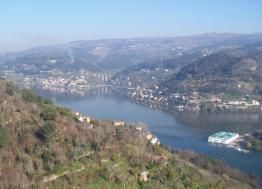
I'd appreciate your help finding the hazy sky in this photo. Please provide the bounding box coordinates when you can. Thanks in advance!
[1,0,262,52]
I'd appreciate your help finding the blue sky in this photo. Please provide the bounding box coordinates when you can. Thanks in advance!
[0,0,262,52]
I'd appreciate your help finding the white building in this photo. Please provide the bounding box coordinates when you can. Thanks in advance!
[139,171,149,182]
[151,137,160,145]
[114,121,125,127]
[208,132,239,144]
[251,100,260,106]
[146,133,153,140]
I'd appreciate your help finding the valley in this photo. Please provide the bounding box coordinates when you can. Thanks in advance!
[1,80,260,188]
[2,34,262,113]
[1,34,262,187]
[1,1,262,188]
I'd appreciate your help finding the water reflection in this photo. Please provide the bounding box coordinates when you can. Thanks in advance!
[174,112,262,135]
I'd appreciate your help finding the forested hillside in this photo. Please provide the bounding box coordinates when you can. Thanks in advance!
[0,80,259,188]
[164,43,262,97]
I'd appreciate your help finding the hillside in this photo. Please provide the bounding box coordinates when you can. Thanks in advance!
[0,80,260,188]
[111,51,204,89]
[164,43,262,97]
[112,41,262,104]
[2,33,262,75]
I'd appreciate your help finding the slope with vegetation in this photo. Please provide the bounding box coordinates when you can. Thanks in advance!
[113,41,262,99]
[241,130,262,152]
[0,80,260,188]
[165,43,262,97]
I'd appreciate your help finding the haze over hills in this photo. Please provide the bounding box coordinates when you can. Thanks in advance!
[110,34,262,100]
[1,33,262,74]
[1,33,262,111]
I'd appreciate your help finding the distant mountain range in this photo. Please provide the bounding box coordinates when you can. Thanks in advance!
[110,34,262,98]
[1,33,262,74]
[1,33,262,98]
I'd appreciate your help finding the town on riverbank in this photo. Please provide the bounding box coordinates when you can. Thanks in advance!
[1,70,262,113]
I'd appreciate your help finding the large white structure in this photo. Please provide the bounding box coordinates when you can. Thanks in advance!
[114,121,125,127]
[208,132,239,144]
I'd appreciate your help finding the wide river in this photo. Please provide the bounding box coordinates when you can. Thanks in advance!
[48,93,262,179]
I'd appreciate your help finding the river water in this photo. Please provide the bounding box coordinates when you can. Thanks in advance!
[48,93,262,179]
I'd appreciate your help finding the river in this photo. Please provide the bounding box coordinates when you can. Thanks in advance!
[47,93,262,179]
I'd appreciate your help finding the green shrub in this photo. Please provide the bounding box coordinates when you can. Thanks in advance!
[0,127,9,148]
[0,115,5,126]
[73,116,80,123]
[40,104,57,121]
[6,82,18,96]
[43,99,53,105]
[99,167,110,180]
[90,120,97,125]
[116,127,124,141]
[57,106,71,116]
[90,141,100,152]
[35,121,56,142]
[22,89,42,103]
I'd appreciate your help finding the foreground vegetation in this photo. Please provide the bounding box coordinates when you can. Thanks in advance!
[0,80,260,188]
[241,130,262,152]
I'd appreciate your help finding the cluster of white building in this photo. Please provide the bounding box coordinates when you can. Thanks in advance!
[75,112,161,146]
[226,99,260,106]
[41,76,88,89]
[129,87,168,105]
[136,127,160,145]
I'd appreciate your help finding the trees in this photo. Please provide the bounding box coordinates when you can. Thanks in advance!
[35,121,56,142]
[116,127,124,141]
[40,104,57,121]
[0,115,5,126]
[6,82,18,96]
[57,106,71,116]
[0,127,9,148]
[22,89,42,103]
